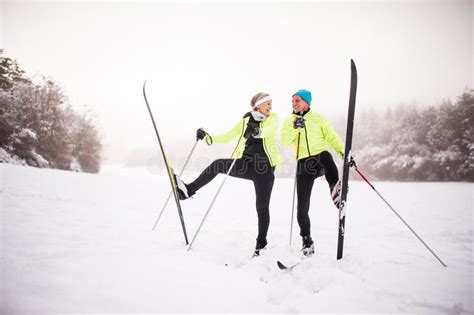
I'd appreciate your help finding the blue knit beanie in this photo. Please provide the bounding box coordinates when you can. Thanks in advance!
[294,89,312,105]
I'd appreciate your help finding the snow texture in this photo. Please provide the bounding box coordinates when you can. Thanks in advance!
[1,163,473,314]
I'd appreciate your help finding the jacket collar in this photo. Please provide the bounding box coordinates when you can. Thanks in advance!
[293,109,311,116]
[250,110,268,122]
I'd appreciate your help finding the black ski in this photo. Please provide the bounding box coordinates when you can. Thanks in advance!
[142,81,189,244]
[337,59,358,260]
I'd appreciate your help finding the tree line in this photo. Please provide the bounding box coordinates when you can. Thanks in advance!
[151,89,473,183]
[0,50,102,173]
[345,89,474,182]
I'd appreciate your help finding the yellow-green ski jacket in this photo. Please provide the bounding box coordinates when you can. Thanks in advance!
[205,112,282,167]
[281,110,344,160]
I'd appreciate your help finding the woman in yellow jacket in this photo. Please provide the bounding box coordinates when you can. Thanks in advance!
[281,89,344,256]
[174,92,281,256]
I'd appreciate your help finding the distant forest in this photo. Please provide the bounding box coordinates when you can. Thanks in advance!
[334,89,473,182]
[136,89,473,182]
[0,51,102,173]
[2,50,472,180]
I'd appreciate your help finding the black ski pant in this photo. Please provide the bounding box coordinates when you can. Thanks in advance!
[297,151,339,237]
[187,157,275,242]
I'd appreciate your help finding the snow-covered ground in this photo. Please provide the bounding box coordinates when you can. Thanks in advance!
[1,163,473,314]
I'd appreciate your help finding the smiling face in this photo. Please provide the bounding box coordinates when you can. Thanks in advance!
[292,95,309,113]
[256,101,272,116]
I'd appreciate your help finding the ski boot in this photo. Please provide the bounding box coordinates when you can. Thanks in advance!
[301,235,315,257]
[253,239,267,257]
[172,169,194,200]
[331,179,342,209]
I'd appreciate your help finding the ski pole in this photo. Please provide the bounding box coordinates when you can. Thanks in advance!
[289,128,302,245]
[351,161,447,267]
[188,158,238,251]
[152,139,199,231]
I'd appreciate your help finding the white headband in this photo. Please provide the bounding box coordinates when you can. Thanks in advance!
[253,96,272,108]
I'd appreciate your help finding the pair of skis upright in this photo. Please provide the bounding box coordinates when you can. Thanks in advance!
[278,59,357,270]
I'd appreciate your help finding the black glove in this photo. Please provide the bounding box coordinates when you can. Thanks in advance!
[196,128,207,140]
[293,116,305,129]
[340,153,357,168]
[244,123,260,139]
[349,156,357,168]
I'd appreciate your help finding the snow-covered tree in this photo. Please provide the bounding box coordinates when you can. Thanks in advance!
[0,49,30,90]
[0,52,102,172]
[69,108,102,173]
[352,90,473,182]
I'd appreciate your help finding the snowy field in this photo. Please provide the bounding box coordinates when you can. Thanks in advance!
[1,163,473,314]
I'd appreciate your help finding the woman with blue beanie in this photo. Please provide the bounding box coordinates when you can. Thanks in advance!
[173,92,281,256]
[281,89,344,256]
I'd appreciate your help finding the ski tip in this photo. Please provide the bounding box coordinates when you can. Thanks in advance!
[277,261,288,270]
[350,59,358,78]
[142,80,147,96]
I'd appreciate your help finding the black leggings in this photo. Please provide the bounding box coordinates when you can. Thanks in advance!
[296,151,339,237]
[187,157,275,242]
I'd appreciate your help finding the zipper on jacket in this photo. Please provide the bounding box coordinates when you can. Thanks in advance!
[303,125,312,157]
[262,137,274,166]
